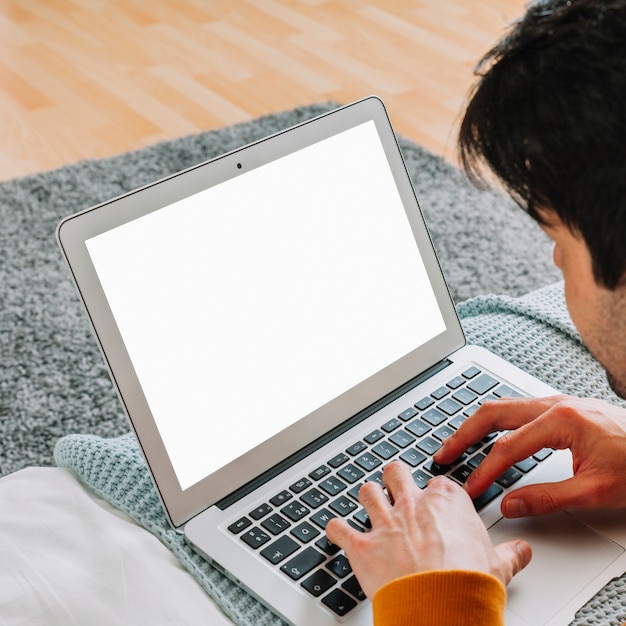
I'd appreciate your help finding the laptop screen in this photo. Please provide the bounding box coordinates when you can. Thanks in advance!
[85,120,446,491]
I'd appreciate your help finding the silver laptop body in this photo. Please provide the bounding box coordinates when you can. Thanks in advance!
[57,97,626,626]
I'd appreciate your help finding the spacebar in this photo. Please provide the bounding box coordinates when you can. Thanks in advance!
[472,483,503,511]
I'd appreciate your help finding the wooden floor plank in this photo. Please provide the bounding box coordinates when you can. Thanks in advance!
[0,0,527,181]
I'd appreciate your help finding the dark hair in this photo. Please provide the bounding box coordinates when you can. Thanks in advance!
[458,0,626,289]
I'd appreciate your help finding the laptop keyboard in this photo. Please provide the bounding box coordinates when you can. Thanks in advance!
[227,366,552,617]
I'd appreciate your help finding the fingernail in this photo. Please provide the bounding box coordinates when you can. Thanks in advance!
[504,498,527,518]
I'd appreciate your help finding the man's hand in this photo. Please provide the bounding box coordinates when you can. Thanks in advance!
[435,395,626,517]
[325,461,531,599]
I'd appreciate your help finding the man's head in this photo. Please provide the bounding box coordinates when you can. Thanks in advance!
[458,0,626,396]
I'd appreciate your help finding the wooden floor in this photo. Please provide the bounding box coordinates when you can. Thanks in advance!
[0,0,526,182]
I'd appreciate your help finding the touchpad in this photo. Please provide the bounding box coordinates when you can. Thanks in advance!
[488,512,623,625]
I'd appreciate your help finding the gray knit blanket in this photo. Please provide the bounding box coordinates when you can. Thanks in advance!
[55,281,626,626]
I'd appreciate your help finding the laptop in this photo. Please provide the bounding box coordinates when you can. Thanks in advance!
[57,96,626,626]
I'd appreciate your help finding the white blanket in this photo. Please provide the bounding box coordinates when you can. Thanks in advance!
[0,466,232,625]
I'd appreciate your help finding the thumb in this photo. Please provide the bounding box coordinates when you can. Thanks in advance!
[494,539,532,585]
[501,478,586,518]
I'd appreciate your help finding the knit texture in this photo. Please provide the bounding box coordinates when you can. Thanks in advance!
[54,281,626,626]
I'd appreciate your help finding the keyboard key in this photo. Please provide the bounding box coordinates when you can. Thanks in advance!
[281,501,310,522]
[467,373,499,395]
[448,414,467,430]
[347,519,366,533]
[326,554,352,578]
[463,404,480,417]
[468,452,486,469]
[405,418,431,437]
[291,521,320,543]
[472,483,503,511]
[363,429,384,444]
[309,465,331,481]
[382,417,402,432]
[322,588,357,616]
[372,440,399,460]
[337,463,365,484]
[398,406,418,421]
[342,575,366,601]
[493,384,523,398]
[414,396,435,410]
[316,535,341,555]
[366,471,384,487]
[412,469,430,489]
[319,476,347,496]
[514,457,538,473]
[451,464,473,484]
[261,513,291,535]
[354,452,382,471]
[422,408,447,426]
[328,452,349,469]
[437,398,463,416]
[301,568,337,597]
[249,503,272,520]
[462,366,481,379]
[479,394,498,404]
[416,436,442,455]
[446,376,465,389]
[270,490,293,506]
[346,441,368,456]
[290,477,312,493]
[496,467,523,488]
[228,516,251,534]
[353,508,371,528]
[452,388,479,405]
[329,495,358,516]
[423,460,450,475]
[433,424,455,441]
[281,547,325,580]
[310,508,336,529]
[241,527,271,549]
[533,448,553,461]
[399,448,427,467]
[261,535,299,564]
[431,386,450,400]
[389,429,416,448]
[347,483,363,501]
[300,487,329,509]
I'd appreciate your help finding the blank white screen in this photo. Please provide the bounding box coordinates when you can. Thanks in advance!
[86,121,446,490]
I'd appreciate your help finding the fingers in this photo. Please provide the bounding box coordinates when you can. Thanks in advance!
[435,395,566,465]
[327,462,415,547]
[494,539,532,585]
[325,516,353,550]
[437,396,577,500]
[378,460,417,504]
[462,424,555,498]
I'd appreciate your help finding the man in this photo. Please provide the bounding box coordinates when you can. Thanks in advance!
[326,0,626,623]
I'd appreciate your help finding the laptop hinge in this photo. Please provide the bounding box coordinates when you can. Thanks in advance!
[216,358,453,510]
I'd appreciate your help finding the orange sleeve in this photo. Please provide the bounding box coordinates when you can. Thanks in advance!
[372,570,506,626]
